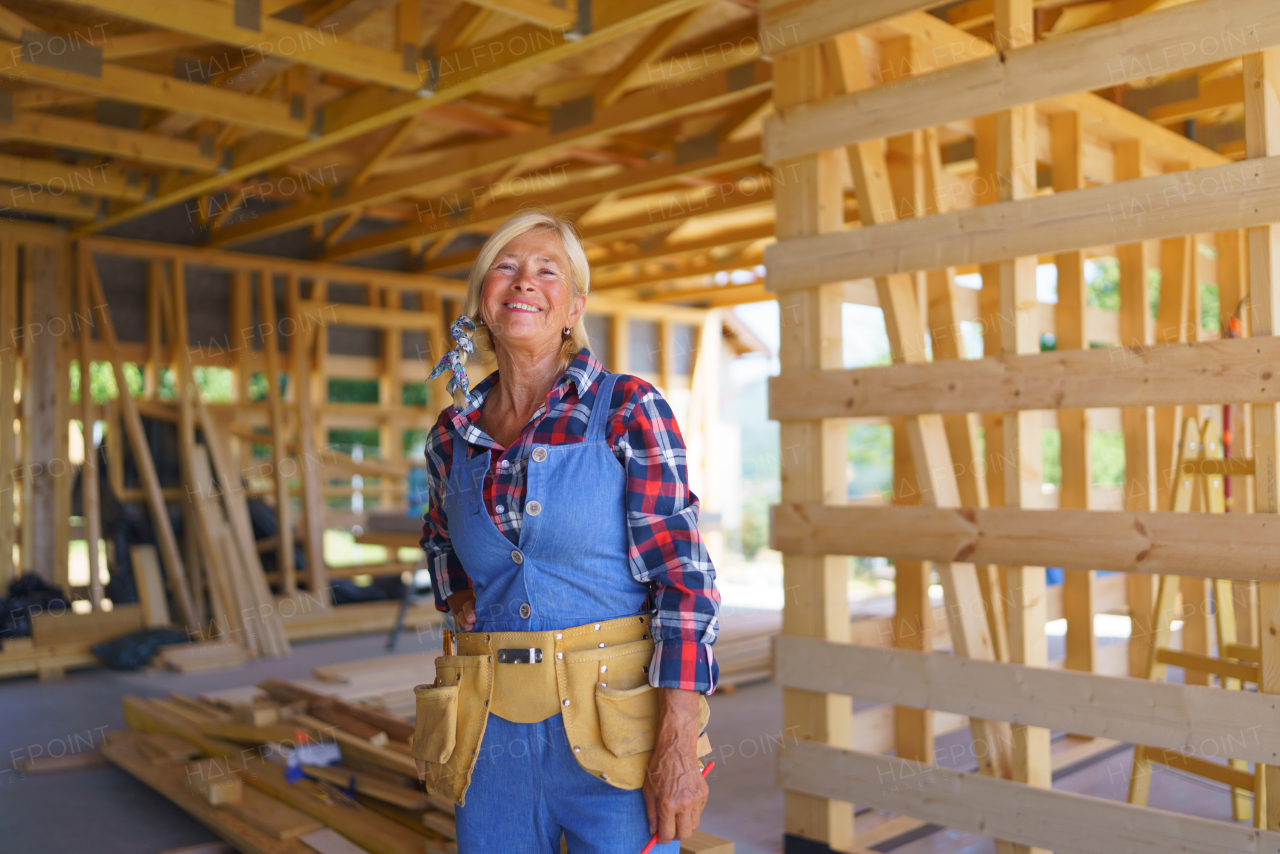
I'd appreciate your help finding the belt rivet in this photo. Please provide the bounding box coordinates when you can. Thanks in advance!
[600,665,607,673]
[600,682,607,688]
[598,642,605,648]
[555,633,563,639]
[594,624,601,630]
[573,746,581,753]
[563,699,571,706]
[556,652,564,659]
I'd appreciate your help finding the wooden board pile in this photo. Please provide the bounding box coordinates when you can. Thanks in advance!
[106,653,735,854]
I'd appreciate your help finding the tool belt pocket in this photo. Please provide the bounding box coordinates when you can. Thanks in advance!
[561,639,710,790]
[595,683,658,758]
[414,653,493,806]
[411,684,458,763]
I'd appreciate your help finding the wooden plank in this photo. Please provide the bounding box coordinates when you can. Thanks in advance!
[759,0,944,56]
[777,636,1280,765]
[777,740,1280,854]
[85,253,199,631]
[226,787,324,840]
[285,277,326,595]
[771,502,1280,581]
[26,243,58,583]
[763,0,1280,163]
[767,336,1280,420]
[132,545,172,627]
[764,154,1280,289]
[258,272,296,596]
[77,237,104,608]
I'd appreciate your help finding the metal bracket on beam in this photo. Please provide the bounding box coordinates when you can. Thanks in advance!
[234,0,262,32]
[567,0,591,42]
[726,62,756,93]
[21,29,103,78]
[549,95,593,135]
[674,131,719,166]
[420,44,438,95]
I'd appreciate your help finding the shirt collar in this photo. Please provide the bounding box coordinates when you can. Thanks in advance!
[448,348,605,441]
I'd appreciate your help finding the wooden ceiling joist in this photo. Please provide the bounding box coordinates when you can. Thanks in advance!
[58,0,427,93]
[210,60,771,247]
[79,0,715,234]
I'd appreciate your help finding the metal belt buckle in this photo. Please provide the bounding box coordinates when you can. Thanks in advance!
[496,647,543,664]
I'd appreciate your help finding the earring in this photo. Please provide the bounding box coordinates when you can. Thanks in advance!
[563,326,571,335]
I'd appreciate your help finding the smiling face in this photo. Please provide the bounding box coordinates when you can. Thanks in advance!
[479,228,585,355]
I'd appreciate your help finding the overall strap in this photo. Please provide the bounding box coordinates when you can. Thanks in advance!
[585,371,621,442]
[449,422,469,471]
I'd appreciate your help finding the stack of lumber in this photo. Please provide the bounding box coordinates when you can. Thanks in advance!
[157,641,250,674]
[110,655,735,854]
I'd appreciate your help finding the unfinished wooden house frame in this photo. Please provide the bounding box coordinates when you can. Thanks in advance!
[764,0,1280,852]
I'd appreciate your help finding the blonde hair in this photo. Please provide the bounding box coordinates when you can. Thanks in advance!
[455,209,592,405]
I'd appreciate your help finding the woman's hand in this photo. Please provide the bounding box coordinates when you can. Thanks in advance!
[642,688,708,845]
[446,588,477,632]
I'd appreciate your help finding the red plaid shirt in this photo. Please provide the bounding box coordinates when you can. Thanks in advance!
[420,349,719,693]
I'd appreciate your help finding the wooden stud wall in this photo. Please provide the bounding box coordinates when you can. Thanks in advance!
[764,0,1280,849]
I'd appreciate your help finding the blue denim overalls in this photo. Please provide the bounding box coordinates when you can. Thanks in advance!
[444,371,678,854]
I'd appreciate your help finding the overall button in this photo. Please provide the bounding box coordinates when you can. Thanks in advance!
[532,447,548,463]
[510,550,524,564]
[526,500,542,516]
[519,603,531,619]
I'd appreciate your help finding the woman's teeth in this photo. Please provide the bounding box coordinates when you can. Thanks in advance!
[504,302,541,312]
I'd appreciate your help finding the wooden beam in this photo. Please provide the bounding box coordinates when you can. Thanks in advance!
[765,153,1280,289]
[593,10,697,107]
[769,336,1280,420]
[1244,45,1280,832]
[759,0,946,56]
[57,0,425,92]
[257,272,295,596]
[323,137,762,261]
[212,61,771,247]
[0,37,308,138]
[763,0,1280,163]
[288,277,328,598]
[79,0,715,234]
[776,637,1280,765]
[0,112,216,172]
[771,502,1280,581]
[466,0,577,28]
[772,44,855,852]
[778,740,1280,854]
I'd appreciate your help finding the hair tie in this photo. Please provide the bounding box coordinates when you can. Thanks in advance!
[428,314,477,400]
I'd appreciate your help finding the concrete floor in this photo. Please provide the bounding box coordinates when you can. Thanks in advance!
[0,629,1250,854]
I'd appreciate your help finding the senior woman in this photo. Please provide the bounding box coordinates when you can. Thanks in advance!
[412,209,720,854]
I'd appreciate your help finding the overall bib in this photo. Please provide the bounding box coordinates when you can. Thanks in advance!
[418,371,693,854]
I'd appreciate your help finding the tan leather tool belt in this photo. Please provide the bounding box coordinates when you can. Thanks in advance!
[411,614,709,805]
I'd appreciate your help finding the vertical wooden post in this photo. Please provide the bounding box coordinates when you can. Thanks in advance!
[610,313,629,375]
[77,250,103,610]
[1114,139,1159,677]
[291,277,328,601]
[993,5,1049,849]
[1152,204,1195,513]
[26,243,60,585]
[381,285,403,508]
[144,266,162,398]
[310,280,329,460]
[259,271,296,595]
[1244,47,1280,831]
[0,237,15,587]
[54,241,72,593]
[1051,110,1096,675]
[773,44,854,854]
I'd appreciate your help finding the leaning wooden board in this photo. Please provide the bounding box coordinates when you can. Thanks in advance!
[102,732,311,854]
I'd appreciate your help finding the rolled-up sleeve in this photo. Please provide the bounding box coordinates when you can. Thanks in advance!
[614,381,720,694]
[421,417,471,612]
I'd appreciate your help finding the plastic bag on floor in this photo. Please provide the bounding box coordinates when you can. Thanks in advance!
[91,628,191,670]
